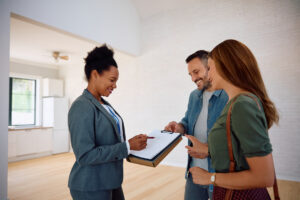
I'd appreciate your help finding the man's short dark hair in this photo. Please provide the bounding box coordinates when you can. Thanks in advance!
[185,50,209,67]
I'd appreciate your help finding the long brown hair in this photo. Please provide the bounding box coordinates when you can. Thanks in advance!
[209,39,279,129]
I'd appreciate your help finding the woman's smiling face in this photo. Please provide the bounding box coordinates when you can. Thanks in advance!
[95,66,119,97]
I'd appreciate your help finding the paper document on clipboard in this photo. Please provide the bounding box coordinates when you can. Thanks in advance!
[129,129,181,160]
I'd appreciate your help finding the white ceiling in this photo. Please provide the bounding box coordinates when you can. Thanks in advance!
[10,16,100,69]
[10,1,195,69]
[131,0,198,20]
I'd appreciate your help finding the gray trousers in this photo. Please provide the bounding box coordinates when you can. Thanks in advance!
[184,173,212,200]
[70,187,125,200]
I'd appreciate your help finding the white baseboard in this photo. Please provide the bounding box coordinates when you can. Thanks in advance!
[8,151,52,162]
[276,174,300,182]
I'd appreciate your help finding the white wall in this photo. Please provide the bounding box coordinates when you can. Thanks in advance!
[0,0,10,198]
[10,0,140,55]
[137,0,300,180]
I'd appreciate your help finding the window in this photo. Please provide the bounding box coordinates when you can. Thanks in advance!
[9,77,36,126]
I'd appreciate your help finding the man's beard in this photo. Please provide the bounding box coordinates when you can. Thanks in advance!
[202,70,212,90]
[203,79,212,90]
[195,74,211,90]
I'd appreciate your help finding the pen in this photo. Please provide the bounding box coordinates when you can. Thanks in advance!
[147,136,155,139]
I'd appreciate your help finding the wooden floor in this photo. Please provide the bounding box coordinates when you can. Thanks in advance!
[8,153,300,200]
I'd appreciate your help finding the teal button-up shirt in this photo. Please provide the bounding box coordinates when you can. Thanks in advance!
[180,89,228,177]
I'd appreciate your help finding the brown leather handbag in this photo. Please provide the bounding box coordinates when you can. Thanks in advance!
[213,94,280,200]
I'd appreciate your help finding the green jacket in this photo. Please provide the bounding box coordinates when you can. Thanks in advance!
[68,89,128,191]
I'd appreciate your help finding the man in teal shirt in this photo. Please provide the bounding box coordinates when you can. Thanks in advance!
[165,50,228,200]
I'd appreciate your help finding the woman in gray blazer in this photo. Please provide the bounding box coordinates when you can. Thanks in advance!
[68,44,147,200]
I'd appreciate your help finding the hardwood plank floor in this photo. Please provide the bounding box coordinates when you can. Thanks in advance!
[8,153,300,200]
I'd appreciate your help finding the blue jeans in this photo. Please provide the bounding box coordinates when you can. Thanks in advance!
[70,187,125,200]
[184,173,212,200]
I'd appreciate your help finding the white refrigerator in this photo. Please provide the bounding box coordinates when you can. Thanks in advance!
[43,97,69,154]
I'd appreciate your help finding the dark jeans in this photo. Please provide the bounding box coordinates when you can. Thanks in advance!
[70,187,125,200]
[184,173,212,200]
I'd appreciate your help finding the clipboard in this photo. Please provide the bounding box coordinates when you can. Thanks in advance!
[127,130,182,167]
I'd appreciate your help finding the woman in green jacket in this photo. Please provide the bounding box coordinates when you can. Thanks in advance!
[189,39,279,199]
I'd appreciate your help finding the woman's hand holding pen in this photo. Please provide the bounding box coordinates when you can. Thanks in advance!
[185,135,209,159]
[129,134,148,151]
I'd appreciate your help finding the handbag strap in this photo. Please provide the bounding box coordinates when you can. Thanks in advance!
[226,96,239,172]
[226,93,280,200]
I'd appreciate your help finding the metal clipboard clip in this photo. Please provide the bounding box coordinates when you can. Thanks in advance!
[160,130,174,134]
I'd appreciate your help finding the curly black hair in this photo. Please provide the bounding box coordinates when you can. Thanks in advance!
[84,44,118,80]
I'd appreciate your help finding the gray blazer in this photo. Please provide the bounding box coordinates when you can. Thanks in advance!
[68,89,128,191]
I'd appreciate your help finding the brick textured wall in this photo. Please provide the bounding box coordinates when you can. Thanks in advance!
[136,0,300,181]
